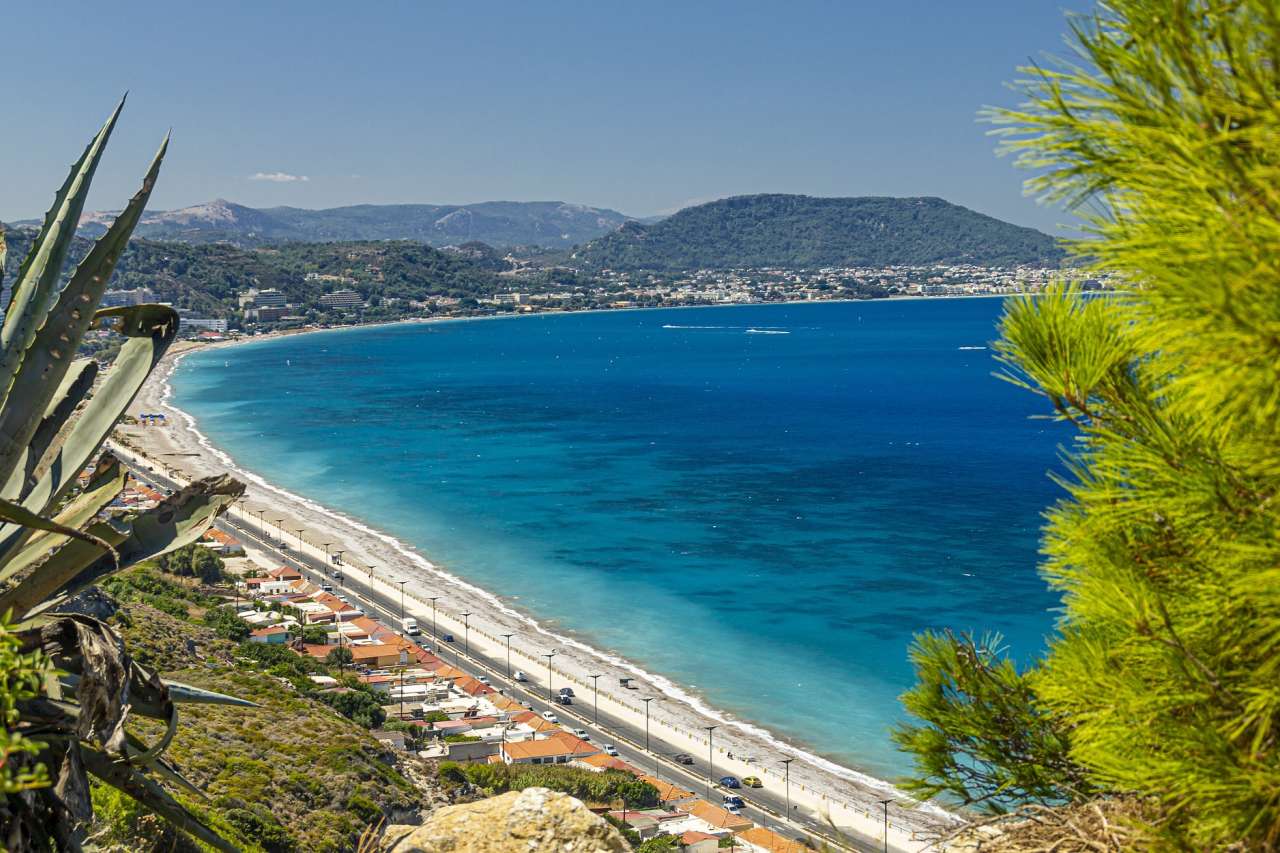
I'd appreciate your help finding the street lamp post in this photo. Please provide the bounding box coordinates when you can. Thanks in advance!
[588,674,602,725]
[397,580,406,628]
[704,725,718,799]
[461,612,471,659]
[502,634,515,680]
[428,597,440,645]
[273,518,284,544]
[878,799,892,853]
[255,509,265,540]
[542,651,557,701]
[295,527,305,548]
[641,698,653,752]
[781,758,795,820]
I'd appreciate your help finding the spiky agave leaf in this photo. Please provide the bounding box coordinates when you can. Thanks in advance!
[0,304,180,567]
[1,358,99,502]
[0,99,124,414]
[0,134,168,489]
[3,473,244,619]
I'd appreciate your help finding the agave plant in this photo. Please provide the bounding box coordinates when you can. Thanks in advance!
[0,100,246,850]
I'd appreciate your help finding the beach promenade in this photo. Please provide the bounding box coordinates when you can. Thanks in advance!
[109,342,956,851]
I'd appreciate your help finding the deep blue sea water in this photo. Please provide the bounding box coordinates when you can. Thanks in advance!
[173,300,1066,778]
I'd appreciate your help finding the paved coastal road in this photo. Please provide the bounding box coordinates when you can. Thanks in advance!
[123,458,884,852]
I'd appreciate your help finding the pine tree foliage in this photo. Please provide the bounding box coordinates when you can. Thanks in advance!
[897,1,1280,847]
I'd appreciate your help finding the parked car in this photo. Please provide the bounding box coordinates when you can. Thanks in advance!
[558,687,575,697]
[725,804,742,815]
[603,744,619,756]
[570,729,590,740]
[556,694,573,705]
[722,795,745,809]
[541,711,558,723]
[673,753,694,765]
[477,676,490,685]
[742,776,763,788]
[513,670,528,682]
[719,776,741,789]
[443,634,455,643]
[320,584,333,593]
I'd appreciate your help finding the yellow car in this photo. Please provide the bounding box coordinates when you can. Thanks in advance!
[742,776,763,788]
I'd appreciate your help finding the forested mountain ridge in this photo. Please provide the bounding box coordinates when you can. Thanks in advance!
[1,230,508,316]
[571,194,1064,270]
[9,198,633,249]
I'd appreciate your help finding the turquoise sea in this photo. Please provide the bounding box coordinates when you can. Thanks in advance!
[172,299,1065,778]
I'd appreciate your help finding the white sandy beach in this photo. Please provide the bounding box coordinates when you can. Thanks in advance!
[111,333,957,851]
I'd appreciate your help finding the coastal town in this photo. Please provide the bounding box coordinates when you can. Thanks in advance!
[88,261,1111,344]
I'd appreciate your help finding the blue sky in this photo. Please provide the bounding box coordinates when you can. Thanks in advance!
[2,1,1087,231]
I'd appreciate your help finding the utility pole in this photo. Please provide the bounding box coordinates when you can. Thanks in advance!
[589,674,602,725]
[543,651,557,701]
[502,634,515,680]
[704,725,718,800]
[878,799,892,853]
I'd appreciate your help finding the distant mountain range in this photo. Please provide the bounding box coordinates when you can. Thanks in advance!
[571,194,1064,270]
[12,199,633,249]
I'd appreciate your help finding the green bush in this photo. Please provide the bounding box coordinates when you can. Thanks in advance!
[437,761,659,806]
[895,1,1280,846]
[315,688,386,729]
[204,606,250,642]
[159,544,228,584]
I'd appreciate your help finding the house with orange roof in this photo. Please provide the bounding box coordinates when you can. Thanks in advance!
[348,643,407,668]
[267,565,302,581]
[637,774,695,804]
[734,826,813,853]
[577,753,638,773]
[500,737,599,765]
[679,799,753,832]
[200,527,245,555]
[454,675,496,697]
[248,625,290,645]
[680,831,721,853]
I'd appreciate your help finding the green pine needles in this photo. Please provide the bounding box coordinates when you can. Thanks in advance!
[894,1,1280,848]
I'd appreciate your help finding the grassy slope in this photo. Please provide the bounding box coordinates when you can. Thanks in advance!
[97,571,425,853]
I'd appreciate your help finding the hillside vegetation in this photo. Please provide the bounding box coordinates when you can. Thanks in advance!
[87,566,426,852]
[1,231,506,317]
[572,194,1064,270]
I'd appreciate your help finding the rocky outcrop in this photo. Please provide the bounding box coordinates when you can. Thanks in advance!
[384,787,628,852]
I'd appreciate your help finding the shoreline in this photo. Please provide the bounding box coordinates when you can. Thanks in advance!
[118,309,959,849]
[194,289,1021,355]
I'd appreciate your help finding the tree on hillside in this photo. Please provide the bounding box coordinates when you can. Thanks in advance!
[894,1,1280,847]
[158,543,226,584]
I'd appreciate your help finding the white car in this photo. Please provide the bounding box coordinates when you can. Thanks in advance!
[603,744,619,756]
[513,670,528,682]
[570,729,590,740]
[541,711,559,723]
[477,676,490,685]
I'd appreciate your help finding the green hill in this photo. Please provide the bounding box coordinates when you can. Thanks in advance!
[572,194,1064,270]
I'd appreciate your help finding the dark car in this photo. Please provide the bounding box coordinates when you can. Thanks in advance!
[722,795,745,809]
[719,776,741,789]
[556,694,573,705]
[443,634,455,643]
[673,753,694,765]
[558,687,575,697]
